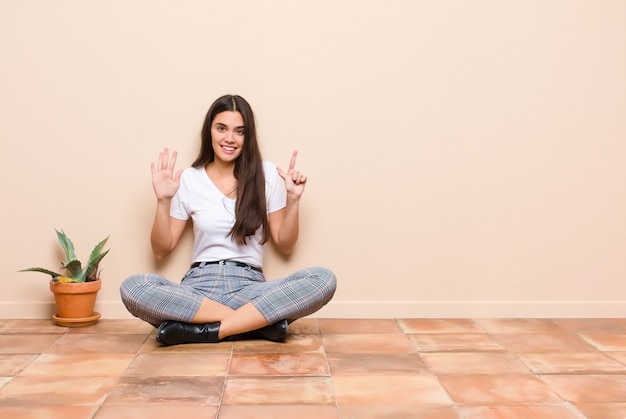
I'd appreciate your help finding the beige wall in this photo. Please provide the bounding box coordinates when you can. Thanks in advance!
[2,0,625,319]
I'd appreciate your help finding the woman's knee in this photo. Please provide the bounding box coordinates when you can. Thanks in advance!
[119,273,166,310]
[119,274,146,302]
[119,274,144,313]
[310,266,337,301]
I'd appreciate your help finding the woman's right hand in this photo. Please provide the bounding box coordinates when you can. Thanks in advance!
[151,148,183,201]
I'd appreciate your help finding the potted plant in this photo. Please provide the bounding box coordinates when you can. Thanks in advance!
[20,229,110,327]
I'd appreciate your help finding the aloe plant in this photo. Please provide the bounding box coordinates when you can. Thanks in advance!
[20,230,110,283]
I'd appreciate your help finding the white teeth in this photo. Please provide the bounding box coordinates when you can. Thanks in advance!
[222,146,235,151]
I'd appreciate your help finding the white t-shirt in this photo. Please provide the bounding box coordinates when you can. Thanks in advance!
[170,160,286,267]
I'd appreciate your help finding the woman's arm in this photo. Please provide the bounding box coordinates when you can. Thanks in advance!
[269,198,299,254]
[151,203,188,259]
[149,148,186,259]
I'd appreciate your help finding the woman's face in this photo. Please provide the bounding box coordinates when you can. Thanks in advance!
[211,111,245,164]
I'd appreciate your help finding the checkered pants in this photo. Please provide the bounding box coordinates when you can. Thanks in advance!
[120,264,337,327]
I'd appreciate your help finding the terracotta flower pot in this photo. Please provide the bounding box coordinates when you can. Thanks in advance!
[49,279,101,327]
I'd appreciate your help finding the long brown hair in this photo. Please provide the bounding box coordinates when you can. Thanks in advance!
[193,95,269,245]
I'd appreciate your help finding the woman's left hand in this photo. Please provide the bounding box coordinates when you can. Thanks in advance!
[277,150,307,199]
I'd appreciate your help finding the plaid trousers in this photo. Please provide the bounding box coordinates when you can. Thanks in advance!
[120,263,337,327]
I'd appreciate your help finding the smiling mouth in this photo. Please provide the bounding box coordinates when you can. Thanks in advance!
[221,145,237,153]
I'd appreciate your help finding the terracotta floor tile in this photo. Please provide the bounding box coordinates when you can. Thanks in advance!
[333,374,451,404]
[474,319,563,334]
[287,318,320,334]
[459,404,586,419]
[494,332,597,353]
[0,354,36,375]
[328,353,429,375]
[409,333,504,352]
[68,319,154,335]
[140,335,233,353]
[234,334,324,353]
[44,334,148,354]
[607,351,626,365]
[94,404,218,419]
[228,353,329,376]
[540,375,626,402]
[323,334,415,353]
[0,406,99,419]
[0,376,118,406]
[517,352,626,374]
[318,318,402,334]
[0,320,68,334]
[552,318,626,333]
[123,353,229,376]
[0,335,59,354]
[398,319,483,334]
[339,404,459,419]
[575,402,626,419]
[219,404,340,419]
[223,376,335,404]
[578,333,626,351]
[421,352,531,375]
[104,376,224,405]
[438,375,562,404]
[19,353,134,376]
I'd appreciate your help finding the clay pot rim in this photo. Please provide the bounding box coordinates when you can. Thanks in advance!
[49,278,102,292]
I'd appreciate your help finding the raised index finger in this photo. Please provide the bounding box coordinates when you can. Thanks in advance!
[288,150,298,172]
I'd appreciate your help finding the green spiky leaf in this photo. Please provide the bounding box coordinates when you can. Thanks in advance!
[85,249,110,281]
[55,229,77,261]
[88,236,109,266]
[63,260,83,278]
[84,236,110,282]
[19,267,62,279]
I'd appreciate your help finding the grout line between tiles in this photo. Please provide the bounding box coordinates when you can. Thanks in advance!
[93,331,151,418]
[319,329,342,418]
[216,337,235,417]
[403,320,464,417]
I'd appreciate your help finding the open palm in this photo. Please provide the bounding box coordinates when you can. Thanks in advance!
[151,148,183,200]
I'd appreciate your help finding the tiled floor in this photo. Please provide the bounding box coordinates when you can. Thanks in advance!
[1,318,626,419]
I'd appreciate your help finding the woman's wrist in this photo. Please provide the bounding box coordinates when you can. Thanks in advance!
[156,197,172,205]
[285,194,301,206]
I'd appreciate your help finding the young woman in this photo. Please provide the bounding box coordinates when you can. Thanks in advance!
[120,94,337,345]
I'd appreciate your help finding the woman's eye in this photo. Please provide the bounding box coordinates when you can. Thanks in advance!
[236,129,245,135]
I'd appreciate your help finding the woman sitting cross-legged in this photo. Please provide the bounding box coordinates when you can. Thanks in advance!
[120,94,337,345]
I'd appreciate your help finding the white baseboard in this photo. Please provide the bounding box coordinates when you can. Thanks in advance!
[0,300,624,319]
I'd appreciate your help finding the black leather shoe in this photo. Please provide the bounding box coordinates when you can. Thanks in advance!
[156,321,221,346]
[225,319,289,342]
